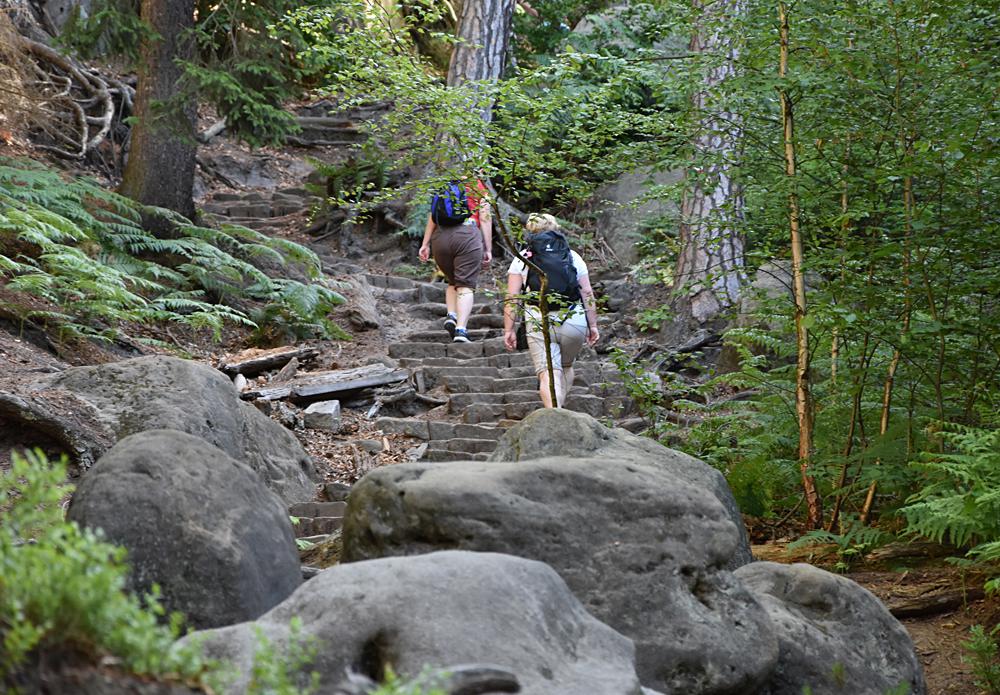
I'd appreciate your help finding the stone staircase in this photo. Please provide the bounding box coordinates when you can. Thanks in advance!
[365,272,633,464]
[292,268,634,540]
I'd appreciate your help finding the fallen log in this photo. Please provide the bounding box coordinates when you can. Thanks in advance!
[242,364,409,402]
[888,586,986,620]
[220,345,319,376]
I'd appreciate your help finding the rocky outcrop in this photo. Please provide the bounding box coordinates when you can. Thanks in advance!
[488,408,753,568]
[342,411,776,694]
[186,551,645,695]
[591,166,683,266]
[737,562,926,695]
[47,355,317,503]
[67,429,302,629]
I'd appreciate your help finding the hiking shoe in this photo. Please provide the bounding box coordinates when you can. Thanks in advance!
[452,328,471,343]
[443,313,457,338]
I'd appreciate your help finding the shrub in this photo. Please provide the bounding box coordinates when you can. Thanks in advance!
[0,449,213,686]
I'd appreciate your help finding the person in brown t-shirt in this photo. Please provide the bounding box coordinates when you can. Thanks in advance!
[419,179,493,342]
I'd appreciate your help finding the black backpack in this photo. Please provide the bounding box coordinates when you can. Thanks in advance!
[525,229,581,306]
[430,181,472,226]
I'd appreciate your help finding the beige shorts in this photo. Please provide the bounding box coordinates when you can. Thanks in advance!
[525,310,588,375]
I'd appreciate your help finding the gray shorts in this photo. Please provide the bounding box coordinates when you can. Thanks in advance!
[525,311,588,374]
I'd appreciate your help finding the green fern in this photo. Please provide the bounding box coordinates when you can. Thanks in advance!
[0,158,344,342]
[902,423,1000,590]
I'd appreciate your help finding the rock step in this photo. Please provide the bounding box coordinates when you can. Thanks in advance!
[421,450,491,462]
[376,417,507,441]
[398,352,533,369]
[388,337,507,360]
[447,389,588,410]
[409,303,500,319]
[460,393,613,423]
[424,438,499,455]
[404,328,500,343]
[293,516,342,537]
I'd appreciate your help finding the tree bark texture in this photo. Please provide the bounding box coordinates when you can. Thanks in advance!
[119,0,196,218]
[779,1,822,530]
[673,0,746,325]
[447,0,515,122]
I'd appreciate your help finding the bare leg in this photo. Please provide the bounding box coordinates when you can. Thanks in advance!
[446,285,458,317]
[455,287,475,329]
[561,365,574,404]
[538,369,566,408]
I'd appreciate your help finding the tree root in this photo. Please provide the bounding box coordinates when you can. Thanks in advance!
[11,34,132,164]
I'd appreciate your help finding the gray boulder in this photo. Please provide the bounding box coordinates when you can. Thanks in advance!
[342,412,776,694]
[67,429,302,629]
[488,408,753,568]
[737,562,926,695]
[593,166,683,266]
[186,551,645,695]
[48,355,317,503]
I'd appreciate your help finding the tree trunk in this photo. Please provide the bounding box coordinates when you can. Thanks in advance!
[119,0,196,219]
[447,0,516,122]
[672,0,746,326]
[779,1,822,530]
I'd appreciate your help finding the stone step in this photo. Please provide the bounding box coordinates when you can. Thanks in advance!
[376,417,507,441]
[447,388,588,412]
[289,501,347,517]
[373,287,419,303]
[425,438,498,454]
[388,337,506,361]
[409,302,498,319]
[294,516,342,537]
[365,274,416,290]
[461,394,613,424]
[398,352,533,370]
[421,450,490,462]
[405,329,498,343]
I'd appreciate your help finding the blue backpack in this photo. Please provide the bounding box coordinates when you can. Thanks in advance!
[430,181,472,227]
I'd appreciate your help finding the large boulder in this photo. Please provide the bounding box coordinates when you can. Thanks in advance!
[592,167,683,266]
[342,412,776,694]
[186,551,645,695]
[736,562,926,695]
[67,429,302,629]
[48,355,317,503]
[488,408,753,568]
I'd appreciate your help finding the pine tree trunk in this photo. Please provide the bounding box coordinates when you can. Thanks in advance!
[673,0,746,326]
[119,0,196,219]
[447,0,515,122]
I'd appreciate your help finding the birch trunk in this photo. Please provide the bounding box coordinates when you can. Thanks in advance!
[779,1,822,530]
[673,0,746,325]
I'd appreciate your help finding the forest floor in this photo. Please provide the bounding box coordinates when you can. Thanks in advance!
[1,134,996,695]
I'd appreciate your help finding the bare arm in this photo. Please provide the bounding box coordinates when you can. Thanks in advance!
[504,272,523,351]
[419,214,435,262]
[479,199,493,264]
[577,274,600,345]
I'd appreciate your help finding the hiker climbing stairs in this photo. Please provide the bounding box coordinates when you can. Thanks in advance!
[367,271,633,463]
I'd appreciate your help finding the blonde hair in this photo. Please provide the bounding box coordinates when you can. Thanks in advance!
[525,213,560,234]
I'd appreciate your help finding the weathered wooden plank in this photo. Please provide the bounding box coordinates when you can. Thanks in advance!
[242,364,409,402]
[220,346,319,376]
[293,369,409,400]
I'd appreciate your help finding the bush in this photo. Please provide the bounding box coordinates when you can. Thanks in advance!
[0,449,211,686]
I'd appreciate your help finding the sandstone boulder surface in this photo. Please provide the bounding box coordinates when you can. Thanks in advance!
[736,562,926,695]
[68,429,302,629]
[343,412,776,694]
[49,355,317,503]
[488,408,753,568]
[187,551,645,695]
